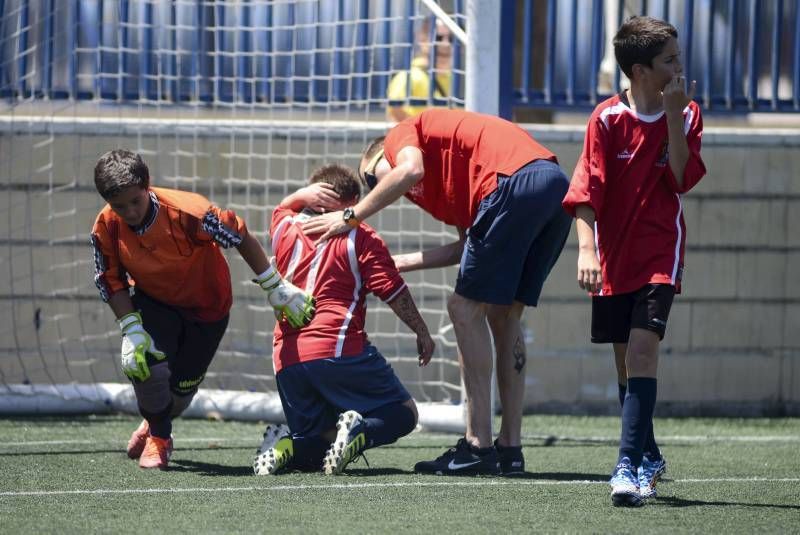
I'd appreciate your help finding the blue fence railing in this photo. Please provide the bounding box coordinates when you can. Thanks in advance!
[0,0,465,105]
[507,0,800,112]
[1,0,798,113]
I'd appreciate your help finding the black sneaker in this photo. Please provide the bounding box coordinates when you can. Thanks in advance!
[414,438,500,476]
[494,439,525,476]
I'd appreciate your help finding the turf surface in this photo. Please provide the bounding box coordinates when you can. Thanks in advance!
[1,415,798,533]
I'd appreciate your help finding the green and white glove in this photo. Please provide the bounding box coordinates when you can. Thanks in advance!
[254,265,316,328]
[118,312,166,381]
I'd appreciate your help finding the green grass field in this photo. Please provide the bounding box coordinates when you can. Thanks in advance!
[1,414,798,534]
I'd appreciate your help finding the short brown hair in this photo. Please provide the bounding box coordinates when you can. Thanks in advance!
[613,16,678,78]
[308,164,361,204]
[94,149,150,200]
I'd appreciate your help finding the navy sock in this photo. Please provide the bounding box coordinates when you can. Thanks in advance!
[618,377,657,467]
[362,402,416,449]
[291,435,330,472]
[645,426,662,461]
[139,403,173,439]
[619,383,661,460]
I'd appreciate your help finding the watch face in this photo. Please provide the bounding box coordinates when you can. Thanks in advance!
[343,208,354,221]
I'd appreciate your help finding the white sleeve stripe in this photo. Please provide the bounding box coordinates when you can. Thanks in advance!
[670,193,683,283]
[594,220,603,297]
[683,107,694,135]
[384,284,407,303]
[334,228,361,358]
[270,216,292,253]
[598,102,629,129]
[283,239,304,283]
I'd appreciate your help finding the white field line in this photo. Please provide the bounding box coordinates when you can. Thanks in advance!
[1,433,799,448]
[1,478,799,498]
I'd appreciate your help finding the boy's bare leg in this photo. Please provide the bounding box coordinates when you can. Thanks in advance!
[625,328,659,377]
[487,302,526,448]
[448,293,493,448]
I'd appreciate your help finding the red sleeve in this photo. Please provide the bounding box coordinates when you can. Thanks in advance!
[356,225,406,302]
[90,212,128,302]
[270,206,296,234]
[562,112,608,217]
[384,118,422,165]
[662,102,706,194]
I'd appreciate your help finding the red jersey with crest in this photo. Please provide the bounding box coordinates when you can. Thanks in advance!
[562,93,706,295]
[383,108,557,229]
[91,186,248,322]
[269,206,406,374]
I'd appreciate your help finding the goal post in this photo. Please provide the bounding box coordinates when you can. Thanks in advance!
[0,0,470,432]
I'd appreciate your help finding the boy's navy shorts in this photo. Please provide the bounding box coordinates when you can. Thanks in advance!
[132,289,229,396]
[456,159,572,306]
[276,344,412,437]
[591,284,676,343]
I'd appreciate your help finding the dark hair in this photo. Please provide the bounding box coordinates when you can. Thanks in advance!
[613,16,678,78]
[94,149,150,200]
[362,136,385,163]
[309,164,361,204]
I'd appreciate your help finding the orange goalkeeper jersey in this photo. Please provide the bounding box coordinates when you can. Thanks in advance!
[91,186,249,322]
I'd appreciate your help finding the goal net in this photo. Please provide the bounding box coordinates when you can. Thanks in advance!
[0,0,467,431]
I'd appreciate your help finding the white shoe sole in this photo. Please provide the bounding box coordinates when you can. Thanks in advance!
[323,411,363,475]
[253,424,290,476]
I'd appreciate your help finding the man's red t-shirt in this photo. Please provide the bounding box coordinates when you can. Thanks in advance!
[383,109,557,229]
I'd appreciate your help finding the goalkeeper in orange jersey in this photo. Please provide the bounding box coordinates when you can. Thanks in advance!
[90,149,315,470]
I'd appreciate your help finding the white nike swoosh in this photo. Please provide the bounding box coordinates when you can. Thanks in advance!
[447,459,481,470]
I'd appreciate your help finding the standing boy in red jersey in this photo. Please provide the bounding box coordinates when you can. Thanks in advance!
[562,16,706,506]
[304,109,572,476]
[253,164,434,475]
[91,149,315,470]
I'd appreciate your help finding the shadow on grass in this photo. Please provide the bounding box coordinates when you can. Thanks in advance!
[341,467,414,477]
[0,448,125,457]
[512,471,609,482]
[656,495,800,510]
[169,458,253,477]
[0,444,253,457]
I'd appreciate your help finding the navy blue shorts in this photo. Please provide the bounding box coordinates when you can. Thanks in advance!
[275,344,412,438]
[456,159,572,306]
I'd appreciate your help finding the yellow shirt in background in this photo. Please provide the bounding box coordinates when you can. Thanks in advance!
[386,57,452,119]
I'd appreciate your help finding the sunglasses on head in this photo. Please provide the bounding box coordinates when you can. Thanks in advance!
[360,148,384,191]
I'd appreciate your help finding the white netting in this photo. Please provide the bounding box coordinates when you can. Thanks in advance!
[0,0,467,429]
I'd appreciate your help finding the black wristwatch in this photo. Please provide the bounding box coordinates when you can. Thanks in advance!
[342,207,360,228]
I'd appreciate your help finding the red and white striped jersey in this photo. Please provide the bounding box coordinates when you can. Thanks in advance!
[269,206,406,373]
[563,93,706,295]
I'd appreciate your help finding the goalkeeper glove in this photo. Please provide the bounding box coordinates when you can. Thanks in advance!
[254,265,316,328]
[118,312,166,381]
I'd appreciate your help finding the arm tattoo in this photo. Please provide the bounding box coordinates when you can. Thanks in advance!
[387,287,429,336]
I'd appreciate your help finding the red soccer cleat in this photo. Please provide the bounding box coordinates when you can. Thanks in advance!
[127,419,150,459]
[138,435,173,470]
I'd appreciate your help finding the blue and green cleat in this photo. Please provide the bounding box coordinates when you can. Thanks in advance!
[323,410,367,475]
[253,424,293,475]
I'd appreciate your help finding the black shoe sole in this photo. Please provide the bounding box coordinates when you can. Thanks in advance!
[611,492,644,507]
[414,465,500,477]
